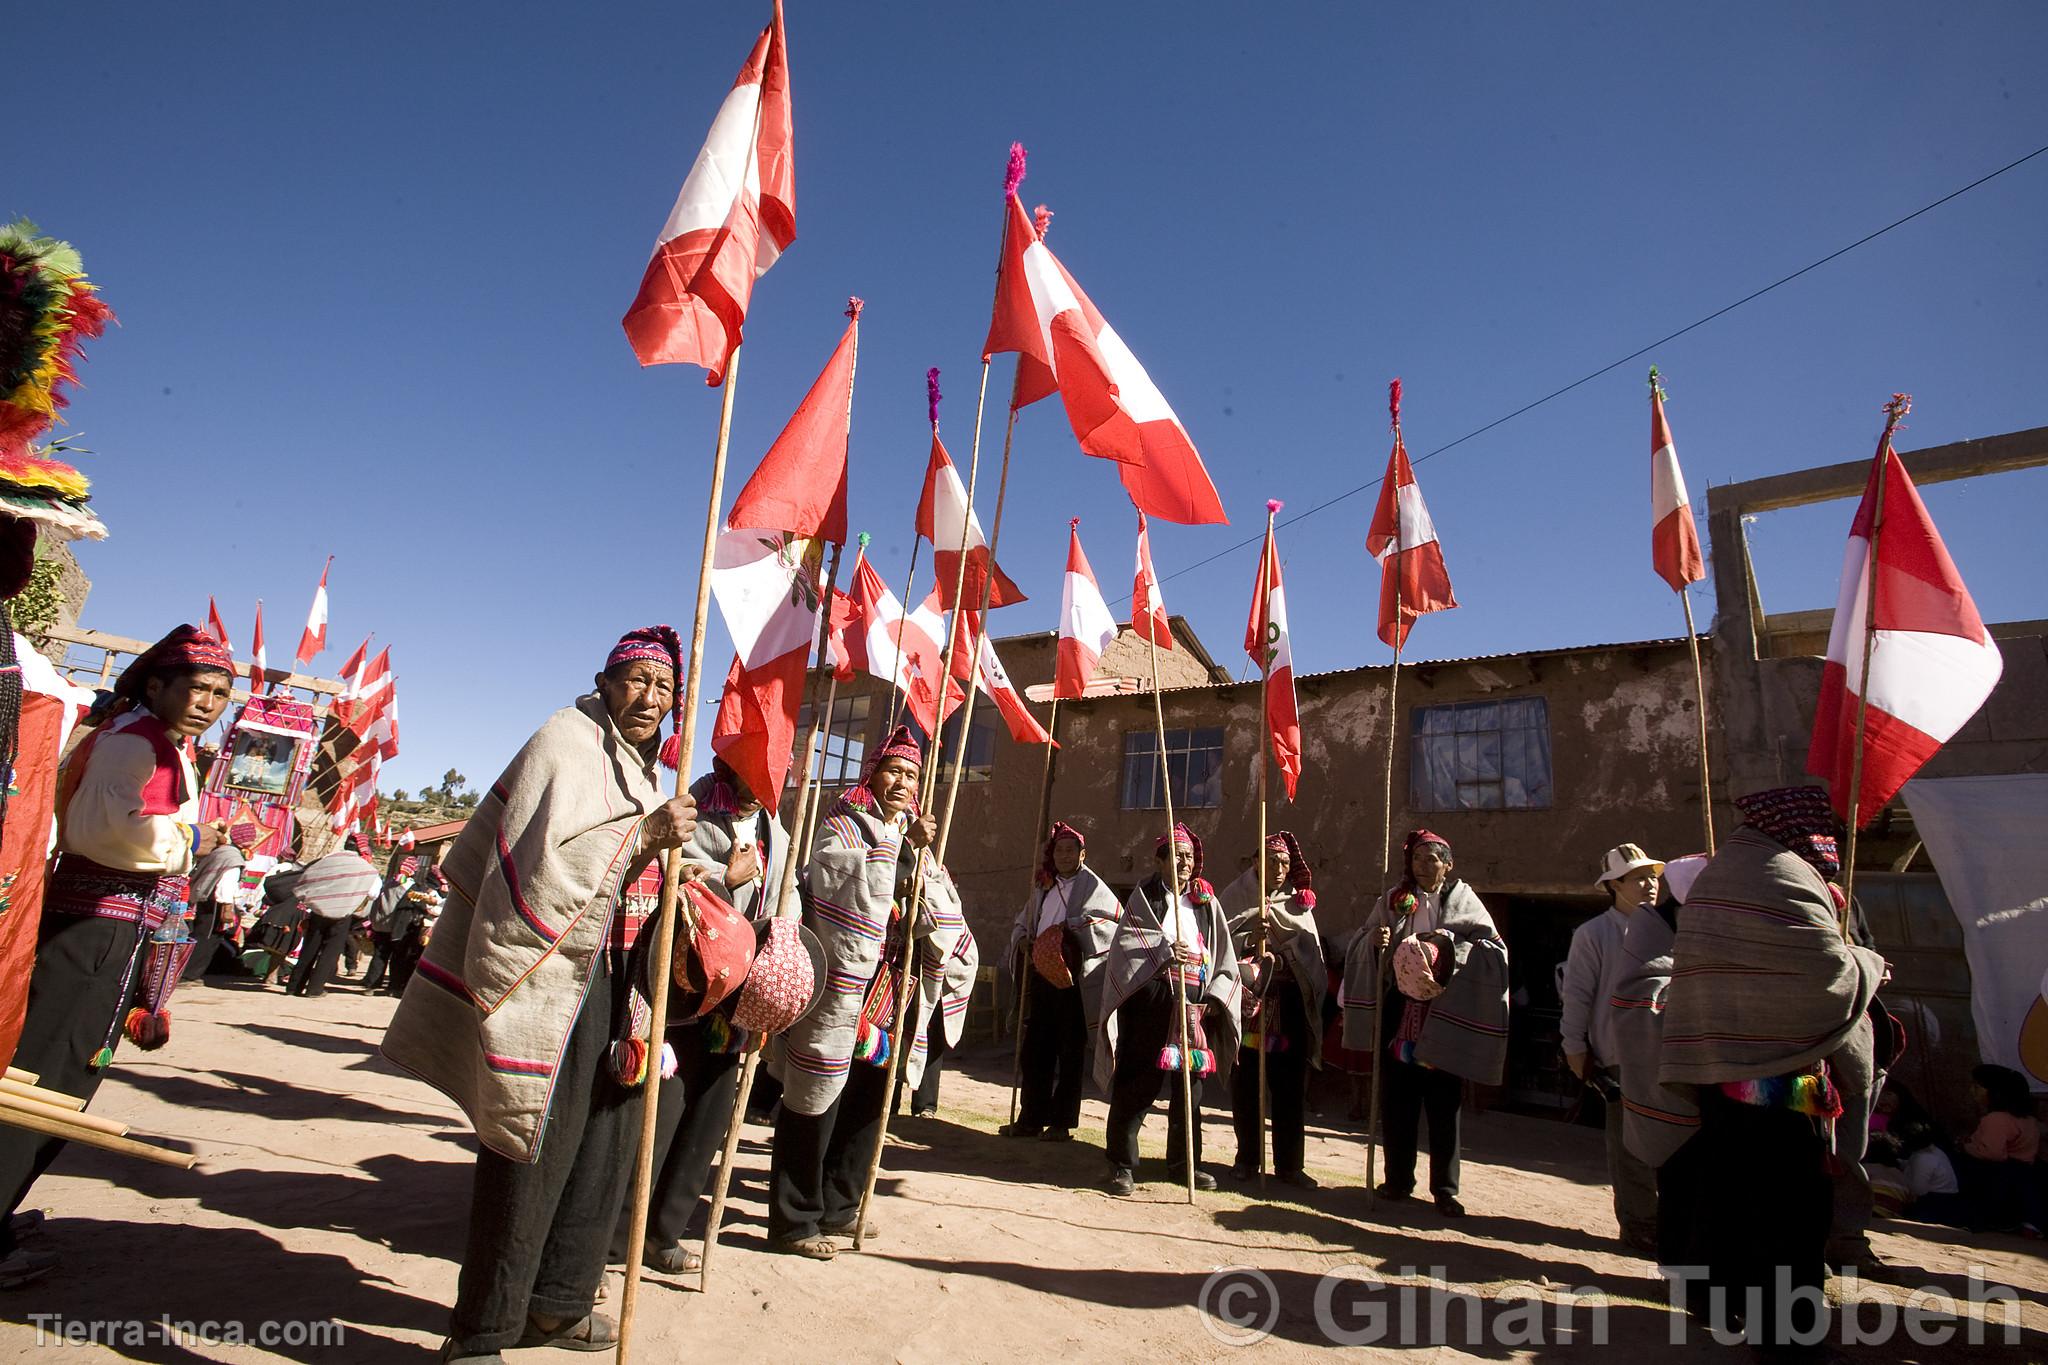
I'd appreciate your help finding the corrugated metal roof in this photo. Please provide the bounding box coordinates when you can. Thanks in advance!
[1120,633,1708,697]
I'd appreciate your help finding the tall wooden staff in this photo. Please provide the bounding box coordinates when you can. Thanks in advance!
[1007,694,1061,1125]
[1651,367,1717,855]
[788,531,866,864]
[615,347,737,1350]
[695,303,864,1289]
[1839,393,1911,919]
[1252,501,1279,1194]
[880,370,941,738]
[1140,567,1199,1207]
[1364,384,1410,1209]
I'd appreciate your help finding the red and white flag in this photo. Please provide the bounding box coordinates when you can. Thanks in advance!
[1056,519,1116,699]
[621,1,794,385]
[296,557,331,666]
[1366,418,1457,650]
[915,434,1024,611]
[1807,414,2003,825]
[1650,379,1706,592]
[249,601,268,692]
[970,618,1053,747]
[984,168,1226,526]
[1245,505,1301,799]
[336,638,370,700]
[398,827,417,851]
[828,554,956,737]
[1132,512,1172,650]
[206,597,233,655]
[341,646,392,733]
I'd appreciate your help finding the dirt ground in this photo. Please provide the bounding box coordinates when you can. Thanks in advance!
[0,976,2041,1363]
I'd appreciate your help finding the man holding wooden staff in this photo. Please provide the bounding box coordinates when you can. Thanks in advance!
[1222,831,1326,1189]
[768,726,975,1259]
[1096,825,1241,1196]
[1002,821,1119,1144]
[382,626,698,1362]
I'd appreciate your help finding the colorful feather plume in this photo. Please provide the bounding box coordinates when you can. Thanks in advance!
[0,220,113,502]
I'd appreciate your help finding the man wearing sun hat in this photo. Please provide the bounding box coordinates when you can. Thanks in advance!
[1562,843,1665,1255]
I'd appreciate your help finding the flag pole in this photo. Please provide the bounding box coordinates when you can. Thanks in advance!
[1145,616,1199,1205]
[616,344,741,1356]
[1007,694,1061,1126]
[792,526,857,865]
[882,538,923,737]
[1366,385,1410,1209]
[1254,503,1276,1194]
[849,354,993,1251]
[1840,393,1909,924]
[1652,370,1716,856]
[698,302,863,1292]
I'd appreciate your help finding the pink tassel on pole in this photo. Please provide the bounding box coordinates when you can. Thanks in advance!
[1032,204,1054,240]
[1266,498,1283,515]
[927,367,942,429]
[1004,142,1027,196]
[846,296,864,320]
[1389,378,1403,431]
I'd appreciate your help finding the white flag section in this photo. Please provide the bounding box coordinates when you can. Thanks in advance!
[710,527,824,668]
[1902,774,2048,1091]
[974,629,1052,746]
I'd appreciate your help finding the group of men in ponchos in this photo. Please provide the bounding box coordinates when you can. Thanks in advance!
[0,618,1905,1357]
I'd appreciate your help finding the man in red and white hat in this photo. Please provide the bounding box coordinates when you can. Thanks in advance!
[1002,821,1121,1144]
[1221,831,1327,1188]
[768,726,977,1259]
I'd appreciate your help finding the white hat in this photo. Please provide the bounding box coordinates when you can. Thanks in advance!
[1594,843,1664,889]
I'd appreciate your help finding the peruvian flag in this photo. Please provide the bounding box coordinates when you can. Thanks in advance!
[1245,510,1302,799]
[827,555,955,737]
[296,557,331,666]
[206,597,233,655]
[398,827,417,851]
[1366,428,1457,650]
[916,434,1024,610]
[336,638,370,700]
[621,0,794,385]
[970,618,1054,747]
[984,184,1226,526]
[1056,519,1116,699]
[1806,431,2003,825]
[1132,512,1171,649]
[1651,383,1706,592]
[709,316,851,803]
[250,601,268,692]
[340,647,392,734]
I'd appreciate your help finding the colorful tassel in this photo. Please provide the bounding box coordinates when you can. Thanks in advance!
[1267,498,1283,514]
[89,1046,113,1070]
[122,1008,171,1050]
[1032,203,1053,240]
[608,1036,649,1087]
[1004,142,1027,196]
[1388,377,1403,431]
[1157,1044,1180,1072]
[658,732,680,771]
[927,367,941,429]
[658,1040,678,1080]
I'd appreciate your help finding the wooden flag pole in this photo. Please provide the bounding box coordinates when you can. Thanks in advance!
[1007,695,1061,1126]
[616,344,743,1358]
[1254,505,1276,1195]
[1145,623,1199,1205]
[698,303,863,1292]
[848,355,992,1251]
[1679,588,1716,855]
[1841,393,1909,922]
[881,536,923,737]
[1365,559,1404,1206]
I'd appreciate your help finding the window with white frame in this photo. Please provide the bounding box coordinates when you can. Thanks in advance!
[1120,727,1224,810]
[791,693,872,789]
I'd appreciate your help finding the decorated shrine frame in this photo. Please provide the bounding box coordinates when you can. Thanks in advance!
[199,694,319,861]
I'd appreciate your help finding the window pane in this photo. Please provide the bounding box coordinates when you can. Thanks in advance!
[1412,733,1457,810]
[1456,701,1500,734]
[1416,705,1453,735]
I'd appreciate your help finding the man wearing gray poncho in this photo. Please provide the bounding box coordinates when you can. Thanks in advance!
[1002,821,1120,1143]
[1220,830,1326,1188]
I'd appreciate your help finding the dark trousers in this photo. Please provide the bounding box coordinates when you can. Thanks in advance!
[360,932,396,992]
[611,1027,742,1254]
[1689,1088,1831,1345]
[769,1056,890,1242]
[180,904,226,981]
[0,914,143,1254]
[448,954,640,1356]
[1106,976,1204,1176]
[389,936,426,995]
[893,1005,950,1115]
[1231,982,1310,1175]
[286,915,348,996]
[1381,1056,1462,1197]
[1017,973,1088,1132]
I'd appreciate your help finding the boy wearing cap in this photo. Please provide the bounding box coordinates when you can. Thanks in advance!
[1563,844,1664,1254]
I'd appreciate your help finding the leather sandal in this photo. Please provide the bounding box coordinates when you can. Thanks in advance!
[514,1311,619,1352]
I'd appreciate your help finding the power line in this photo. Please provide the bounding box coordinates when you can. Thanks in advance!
[1127,138,2048,602]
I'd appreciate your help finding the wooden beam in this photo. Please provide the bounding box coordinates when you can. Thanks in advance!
[1708,426,2048,517]
[37,624,346,697]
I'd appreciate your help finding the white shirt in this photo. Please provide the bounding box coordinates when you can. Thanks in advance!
[1036,876,1075,935]
[1400,887,1442,936]
[1159,891,1206,955]
[1905,1146,1959,1198]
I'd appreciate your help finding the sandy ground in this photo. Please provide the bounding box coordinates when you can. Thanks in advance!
[0,976,2041,1363]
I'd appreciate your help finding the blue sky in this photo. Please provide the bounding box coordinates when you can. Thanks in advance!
[13,2,2046,792]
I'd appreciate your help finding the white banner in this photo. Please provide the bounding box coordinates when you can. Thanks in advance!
[1902,774,2048,1091]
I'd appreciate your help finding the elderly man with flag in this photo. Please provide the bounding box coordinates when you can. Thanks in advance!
[1002,822,1119,1145]
[1221,832,1325,1188]
[768,727,976,1259]
[1095,825,1241,1196]
[382,626,698,1361]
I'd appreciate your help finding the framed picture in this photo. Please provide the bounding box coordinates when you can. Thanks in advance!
[224,729,300,798]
